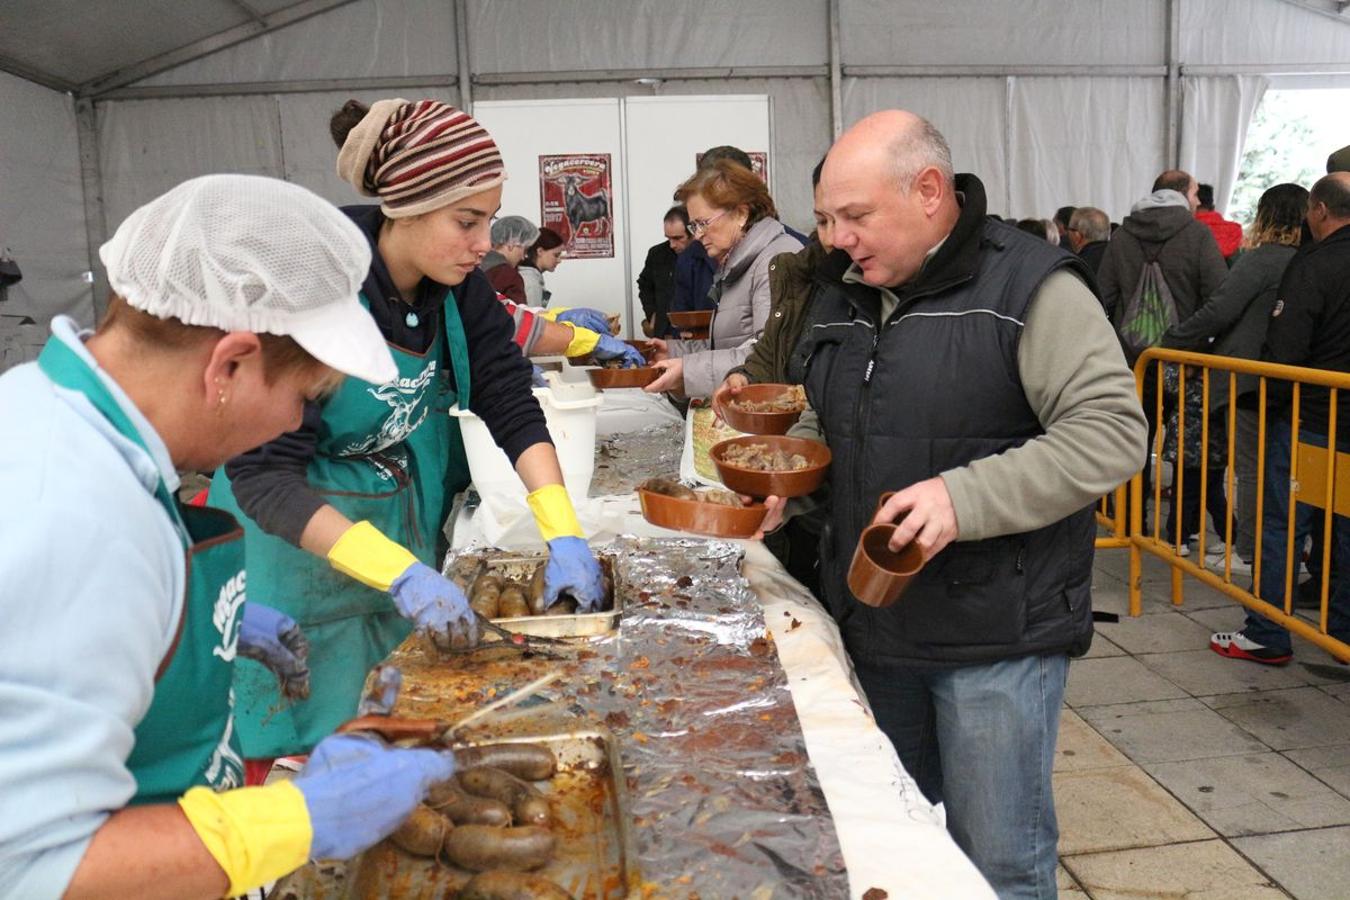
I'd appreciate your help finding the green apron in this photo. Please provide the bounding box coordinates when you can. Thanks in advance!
[211,289,473,758]
[38,337,247,804]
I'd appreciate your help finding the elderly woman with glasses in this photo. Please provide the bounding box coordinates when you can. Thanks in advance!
[645,160,802,398]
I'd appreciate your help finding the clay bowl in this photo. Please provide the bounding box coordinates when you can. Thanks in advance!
[667,310,713,331]
[709,435,831,498]
[715,383,806,435]
[624,339,657,362]
[846,523,925,608]
[587,366,660,390]
[638,488,768,539]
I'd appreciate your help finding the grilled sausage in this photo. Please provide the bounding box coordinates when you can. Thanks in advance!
[453,743,557,781]
[441,825,555,872]
[496,583,530,619]
[458,766,552,826]
[387,805,450,857]
[425,777,513,826]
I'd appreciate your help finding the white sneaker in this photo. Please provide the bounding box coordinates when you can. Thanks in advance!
[1210,630,1292,665]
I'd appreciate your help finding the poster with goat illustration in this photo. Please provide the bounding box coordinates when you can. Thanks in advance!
[538,153,614,259]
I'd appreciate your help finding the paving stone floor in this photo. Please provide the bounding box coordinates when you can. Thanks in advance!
[1058,546,1350,898]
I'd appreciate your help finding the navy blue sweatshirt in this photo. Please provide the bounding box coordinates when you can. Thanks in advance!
[223,205,550,545]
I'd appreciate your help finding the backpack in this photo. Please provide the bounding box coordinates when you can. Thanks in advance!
[1116,241,1178,362]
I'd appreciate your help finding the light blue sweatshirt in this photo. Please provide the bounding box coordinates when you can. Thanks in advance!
[0,317,186,898]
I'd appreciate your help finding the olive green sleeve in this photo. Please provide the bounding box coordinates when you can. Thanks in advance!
[940,270,1148,541]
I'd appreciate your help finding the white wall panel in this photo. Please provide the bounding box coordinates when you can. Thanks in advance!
[98,97,285,226]
[840,0,1166,67]
[842,77,1010,216]
[1181,0,1350,66]
[1008,77,1166,222]
[139,0,457,87]
[0,71,90,369]
[469,0,828,72]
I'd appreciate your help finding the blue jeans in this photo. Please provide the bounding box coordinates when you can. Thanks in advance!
[1244,421,1350,651]
[854,653,1067,900]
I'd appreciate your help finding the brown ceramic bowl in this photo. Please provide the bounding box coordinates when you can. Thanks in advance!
[587,366,661,389]
[847,523,925,608]
[715,383,806,435]
[709,436,831,498]
[667,310,713,331]
[638,488,768,539]
[624,339,657,362]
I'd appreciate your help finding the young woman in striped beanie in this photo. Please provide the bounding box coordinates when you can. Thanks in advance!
[210,98,609,769]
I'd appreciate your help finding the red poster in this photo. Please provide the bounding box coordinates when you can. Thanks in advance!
[694,151,769,184]
[538,153,614,259]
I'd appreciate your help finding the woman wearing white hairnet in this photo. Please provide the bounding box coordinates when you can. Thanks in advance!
[210,99,614,770]
[0,175,457,898]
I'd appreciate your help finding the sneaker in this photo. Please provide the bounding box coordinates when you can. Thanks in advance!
[1210,630,1293,665]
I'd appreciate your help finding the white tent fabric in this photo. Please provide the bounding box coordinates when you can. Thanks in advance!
[1182,0,1350,64]
[0,70,90,369]
[1179,75,1270,214]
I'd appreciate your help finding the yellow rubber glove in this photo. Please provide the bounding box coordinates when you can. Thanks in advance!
[526,483,585,542]
[538,306,568,321]
[178,782,312,898]
[326,520,418,592]
[562,323,601,358]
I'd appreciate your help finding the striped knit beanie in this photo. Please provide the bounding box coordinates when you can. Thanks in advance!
[335,98,507,218]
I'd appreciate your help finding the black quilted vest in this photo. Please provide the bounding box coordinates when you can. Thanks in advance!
[801,175,1098,668]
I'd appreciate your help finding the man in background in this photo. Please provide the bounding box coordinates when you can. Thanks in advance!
[1196,183,1244,262]
[636,206,688,338]
[1066,206,1112,278]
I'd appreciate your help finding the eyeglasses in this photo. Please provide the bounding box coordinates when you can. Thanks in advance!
[687,209,729,237]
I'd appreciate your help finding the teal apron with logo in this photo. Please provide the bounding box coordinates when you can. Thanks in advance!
[38,338,246,803]
[211,289,473,758]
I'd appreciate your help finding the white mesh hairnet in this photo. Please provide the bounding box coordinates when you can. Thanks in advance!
[491,215,540,248]
[100,174,397,385]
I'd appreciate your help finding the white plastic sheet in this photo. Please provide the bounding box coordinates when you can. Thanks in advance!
[1180,75,1270,214]
[0,71,90,370]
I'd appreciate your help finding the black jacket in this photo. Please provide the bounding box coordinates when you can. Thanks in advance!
[1098,203,1228,329]
[1263,223,1350,434]
[800,174,1097,668]
[224,205,549,545]
[1077,240,1108,279]
[636,241,677,337]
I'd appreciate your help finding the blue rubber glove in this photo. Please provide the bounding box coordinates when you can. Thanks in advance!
[555,307,612,335]
[293,734,456,860]
[356,666,403,717]
[542,536,606,612]
[592,333,646,369]
[531,364,550,387]
[389,563,481,651]
[237,603,310,700]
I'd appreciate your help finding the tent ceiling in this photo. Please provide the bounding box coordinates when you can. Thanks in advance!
[0,0,357,94]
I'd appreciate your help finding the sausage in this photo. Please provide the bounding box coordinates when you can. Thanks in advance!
[527,563,549,616]
[470,575,502,618]
[387,805,451,857]
[496,583,530,619]
[458,766,552,826]
[441,825,555,872]
[458,870,575,900]
[454,743,557,781]
[425,777,513,826]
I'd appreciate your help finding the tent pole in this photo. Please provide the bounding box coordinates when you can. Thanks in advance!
[1165,0,1181,169]
[455,0,472,111]
[828,0,842,139]
[74,99,109,324]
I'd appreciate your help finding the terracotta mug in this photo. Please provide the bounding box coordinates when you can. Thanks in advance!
[847,494,925,607]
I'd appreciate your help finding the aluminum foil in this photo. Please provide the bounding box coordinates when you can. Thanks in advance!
[589,423,685,496]
[423,536,847,897]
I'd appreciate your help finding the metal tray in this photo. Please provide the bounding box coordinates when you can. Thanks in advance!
[445,551,624,639]
[271,729,638,900]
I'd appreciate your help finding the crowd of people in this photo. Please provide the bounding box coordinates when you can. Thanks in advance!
[2,83,1347,900]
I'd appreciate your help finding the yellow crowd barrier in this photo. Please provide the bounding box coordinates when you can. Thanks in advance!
[1096,347,1350,663]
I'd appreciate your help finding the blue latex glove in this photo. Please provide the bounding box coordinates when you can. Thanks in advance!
[389,563,481,651]
[555,307,612,335]
[293,733,456,860]
[542,536,606,612]
[592,333,646,369]
[531,364,550,387]
[356,665,402,717]
[237,603,310,700]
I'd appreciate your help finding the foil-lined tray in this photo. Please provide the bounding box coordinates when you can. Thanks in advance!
[271,730,637,900]
[277,537,847,898]
[443,552,625,639]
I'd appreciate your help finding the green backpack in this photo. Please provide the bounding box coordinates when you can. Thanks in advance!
[1116,243,1178,363]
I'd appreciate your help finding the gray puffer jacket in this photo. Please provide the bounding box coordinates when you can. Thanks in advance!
[1098,190,1229,329]
[666,216,802,398]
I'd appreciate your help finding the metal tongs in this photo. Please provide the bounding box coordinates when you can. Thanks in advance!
[465,610,572,658]
[338,670,562,748]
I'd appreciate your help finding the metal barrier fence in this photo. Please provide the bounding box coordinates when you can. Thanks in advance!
[1096,347,1350,663]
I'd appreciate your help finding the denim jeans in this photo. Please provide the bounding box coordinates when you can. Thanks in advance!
[854,653,1068,900]
[1244,420,1350,651]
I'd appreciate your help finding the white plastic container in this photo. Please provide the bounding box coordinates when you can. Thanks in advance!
[448,367,603,534]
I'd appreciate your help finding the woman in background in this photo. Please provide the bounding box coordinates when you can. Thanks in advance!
[520,227,565,307]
